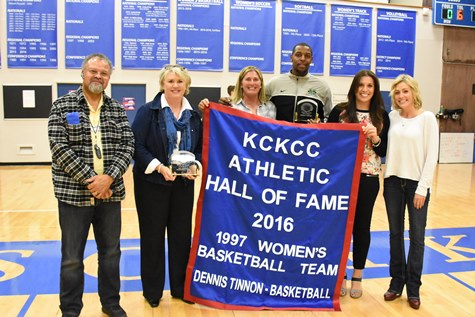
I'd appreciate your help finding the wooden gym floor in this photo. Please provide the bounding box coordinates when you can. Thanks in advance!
[0,164,474,317]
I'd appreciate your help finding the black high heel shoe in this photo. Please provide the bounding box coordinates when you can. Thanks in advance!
[145,297,159,308]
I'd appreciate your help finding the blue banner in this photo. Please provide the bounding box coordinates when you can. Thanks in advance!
[376,9,416,78]
[229,0,276,72]
[176,0,224,70]
[7,0,57,68]
[122,0,170,69]
[330,5,372,76]
[65,0,114,68]
[185,104,365,310]
[281,1,325,75]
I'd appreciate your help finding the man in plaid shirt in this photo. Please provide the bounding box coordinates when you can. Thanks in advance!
[48,53,134,317]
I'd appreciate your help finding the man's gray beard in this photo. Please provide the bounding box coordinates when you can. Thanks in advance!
[88,83,104,94]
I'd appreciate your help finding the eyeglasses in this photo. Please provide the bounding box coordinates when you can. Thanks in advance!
[163,64,186,70]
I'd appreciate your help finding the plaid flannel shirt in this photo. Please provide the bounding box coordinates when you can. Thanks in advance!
[48,87,134,206]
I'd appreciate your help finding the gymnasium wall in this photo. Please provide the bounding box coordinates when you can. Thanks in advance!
[0,0,442,163]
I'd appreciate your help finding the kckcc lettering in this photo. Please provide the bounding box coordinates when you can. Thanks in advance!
[242,132,320,158]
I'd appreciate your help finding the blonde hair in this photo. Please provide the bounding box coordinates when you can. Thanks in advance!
[231,66,267,104]
[159,65,191,95]
[390,74,422,110]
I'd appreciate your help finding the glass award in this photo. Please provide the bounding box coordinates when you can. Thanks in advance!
[294,99,319,123]
[169,150,202,176]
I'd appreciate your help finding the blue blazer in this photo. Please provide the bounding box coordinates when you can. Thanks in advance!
[132,92,203,185]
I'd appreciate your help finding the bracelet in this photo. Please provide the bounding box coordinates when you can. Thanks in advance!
[158,163,163,173]
[372,138,381,148]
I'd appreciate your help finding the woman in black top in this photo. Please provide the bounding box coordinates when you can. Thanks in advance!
[328,70,389,299]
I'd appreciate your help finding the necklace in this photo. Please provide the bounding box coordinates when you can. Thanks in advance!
[90,122,102,159]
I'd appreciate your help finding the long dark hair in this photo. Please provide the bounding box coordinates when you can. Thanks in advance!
[339,70,385,133]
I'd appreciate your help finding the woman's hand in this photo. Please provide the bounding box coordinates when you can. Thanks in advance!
[362,123,379,144]
[184,164,201,180]
[413,194,426,210]
[198,98,210,112]
[157,164,176,181]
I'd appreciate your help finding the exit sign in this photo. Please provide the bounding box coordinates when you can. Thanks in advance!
[433,0,475,28]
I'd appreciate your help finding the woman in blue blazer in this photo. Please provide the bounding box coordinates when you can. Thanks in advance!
[132,65,202,308]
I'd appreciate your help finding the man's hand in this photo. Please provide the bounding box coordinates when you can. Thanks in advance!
[86,174,114,199]
[218,96,232,106]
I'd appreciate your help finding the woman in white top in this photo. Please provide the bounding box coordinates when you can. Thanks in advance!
[382,74,439,310]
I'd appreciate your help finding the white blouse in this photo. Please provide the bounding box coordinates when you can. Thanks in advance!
[384,110,439,196]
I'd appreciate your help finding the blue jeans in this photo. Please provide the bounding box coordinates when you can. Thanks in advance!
[383,176,429,299]
[58,201,122,315]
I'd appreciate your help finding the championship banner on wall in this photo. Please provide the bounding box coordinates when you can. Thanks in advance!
[185,103,365,310]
